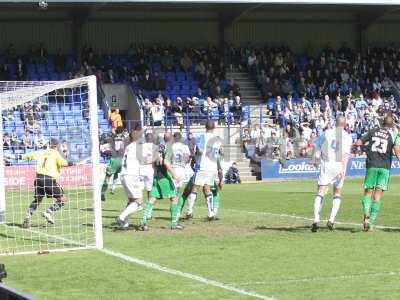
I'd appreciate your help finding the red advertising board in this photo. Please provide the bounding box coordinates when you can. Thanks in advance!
[4,165,95,187]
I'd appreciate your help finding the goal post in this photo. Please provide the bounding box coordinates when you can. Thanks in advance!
[87,76,103,250]
[0,75,104,255]
[0,111,5,224]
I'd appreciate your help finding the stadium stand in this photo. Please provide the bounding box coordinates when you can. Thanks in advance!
[3,43,400,162]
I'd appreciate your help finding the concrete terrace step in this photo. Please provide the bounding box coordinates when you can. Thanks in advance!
[240,175,258,182]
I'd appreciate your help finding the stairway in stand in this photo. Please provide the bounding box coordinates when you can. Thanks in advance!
[226,71,263,106]
[226,70,269,124]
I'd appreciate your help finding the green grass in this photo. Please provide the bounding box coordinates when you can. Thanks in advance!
[2,178,400,299]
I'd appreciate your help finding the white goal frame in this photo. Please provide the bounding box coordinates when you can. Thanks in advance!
[0,75,103,255]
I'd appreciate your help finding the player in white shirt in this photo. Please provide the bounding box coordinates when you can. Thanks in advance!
[171,132,191,189]
[138,132,156,201]
[116,130,144,229]
[310,116,352,232]
[186,121,223,220]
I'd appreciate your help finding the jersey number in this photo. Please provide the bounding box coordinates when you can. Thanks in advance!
[330,140,339,151]
[371,137,388,154]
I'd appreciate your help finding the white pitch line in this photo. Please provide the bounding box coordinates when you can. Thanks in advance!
[100,248,275,300]
[223,208,400,230]
[6,224,275,300]
[236,271,400,286]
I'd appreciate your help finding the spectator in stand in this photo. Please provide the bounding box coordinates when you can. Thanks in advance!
[241,128,252,156]
[15,58,26,80]
[153,72,166,90]
[3,109,14,122]
[150,98,165,126]
[105,69,116,84]
[136,58,148,76]
[142,97,152,125]
[140,70,153,90]
[34,131,47,149]
[5,43,16,63]
[173,97,184,126]
[60,140,69,158]
[164,98,173,125]
[220,98,232,124]
[36,43,48,64]
[3,133,11,150]
[225,78,241,96]
[0,64,10,80]
[230,96,242,123]
[194,61,206,86]
[54,49,66,73]
[10,129,20,149]
[203,97,218,115]
[22,130,33,149]
[180,52,193,72]
[25,115,39,133]
[108,109,123,133]
[161,50,174,72]
[32,101,43,120]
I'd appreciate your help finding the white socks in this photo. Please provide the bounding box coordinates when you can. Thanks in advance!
[329,196,341,223]
[186,192,197,215]
[205,192,214,218]
[313,194,342,224]
[313,195,324,223]
[119,201,140,226]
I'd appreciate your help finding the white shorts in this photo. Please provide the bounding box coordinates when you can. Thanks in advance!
[139,165,154,192]
[193,170,217,186]
[121,175,144,199]
[318,161,345,189]
[184,165,194,183]
[172,166,186,188]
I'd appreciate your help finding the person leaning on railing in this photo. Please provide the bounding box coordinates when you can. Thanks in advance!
[108,108,123,133]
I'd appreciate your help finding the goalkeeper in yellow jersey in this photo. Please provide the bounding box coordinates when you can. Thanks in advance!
[21,138,73,228]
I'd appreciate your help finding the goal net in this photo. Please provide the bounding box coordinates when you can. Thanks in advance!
[0,75,103,255]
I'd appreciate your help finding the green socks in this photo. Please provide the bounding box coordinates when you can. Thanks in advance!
[370,201,381,225]
[213,193,220,216]
[101,181,108,194]
[141,202,154,225]
[176,196,185,220]
[170,203,179,228]
[362,196,372,217]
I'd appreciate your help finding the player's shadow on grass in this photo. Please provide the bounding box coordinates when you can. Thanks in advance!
[7,222,47,229]
[102,215,119,219]
[80,208,120,213]
[380,228,400,233]
[255,225,311,232]
[255,225,357,233]
[103,222,139,232]
[153,208,169,212]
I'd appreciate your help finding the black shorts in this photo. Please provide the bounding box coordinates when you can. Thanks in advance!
[34,174,64,199]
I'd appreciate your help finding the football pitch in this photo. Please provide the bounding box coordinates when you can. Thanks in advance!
[2,177,400,300]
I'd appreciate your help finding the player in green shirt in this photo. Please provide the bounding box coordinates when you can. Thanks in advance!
[354,116,400,231]
[139,133,182,231]
[101,154,122,201]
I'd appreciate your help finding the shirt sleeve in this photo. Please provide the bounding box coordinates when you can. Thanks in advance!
[164,145,173,164]
[394,134,400,146]
[56,152,68,167]
[360,131,372,144]
[22,151,39,161]
[313,133,325,149]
